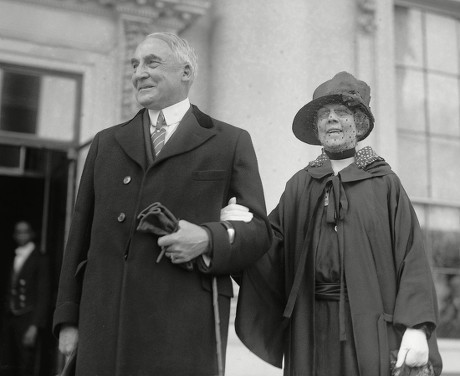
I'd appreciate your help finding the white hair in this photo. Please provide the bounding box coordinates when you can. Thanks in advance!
[146,32,198,83]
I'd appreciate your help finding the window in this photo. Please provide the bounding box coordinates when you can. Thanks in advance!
[395,5,460,338]
[0,64,81,143]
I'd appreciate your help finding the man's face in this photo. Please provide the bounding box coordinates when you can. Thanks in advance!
[131,38,189,110]
[316,103,358,152]
[14,222,33,246]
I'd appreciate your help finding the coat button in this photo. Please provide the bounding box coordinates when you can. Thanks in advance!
[118,213,126,222]
[19,279,26,286]
[19,295,26,301]
[123,176,131,184]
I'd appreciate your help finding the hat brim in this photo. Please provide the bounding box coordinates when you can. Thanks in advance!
[292,94,374,145]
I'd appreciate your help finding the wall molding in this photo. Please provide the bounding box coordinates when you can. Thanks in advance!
[357,0,377,33]
[395,0,460,19]
[19,0,210,20]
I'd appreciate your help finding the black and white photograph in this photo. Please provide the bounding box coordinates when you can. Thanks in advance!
[0,1,459,375]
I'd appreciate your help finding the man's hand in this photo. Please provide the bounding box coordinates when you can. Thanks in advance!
[59,326,79,357]
[22,325,38,347]
[158,220,210,264]
[396,327,429,368]
[220,197,253,222]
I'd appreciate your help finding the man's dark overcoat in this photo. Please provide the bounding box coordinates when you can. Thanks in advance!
[53,106,271,376]
[236,148,442,376]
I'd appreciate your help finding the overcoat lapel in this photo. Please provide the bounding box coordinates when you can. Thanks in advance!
[115,108,217,169]
[153,108,216,165]
[115,110,147,170]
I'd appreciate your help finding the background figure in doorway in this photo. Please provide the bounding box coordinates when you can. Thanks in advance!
[0,221,50,376]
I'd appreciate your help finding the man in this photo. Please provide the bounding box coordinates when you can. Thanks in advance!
[0,221,50,376]
[53,32,271,376]
[224,72,442,375]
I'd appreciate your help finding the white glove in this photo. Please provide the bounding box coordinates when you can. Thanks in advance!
[396,327,429,368]
[220,197,253,222]
[59,325,79,357]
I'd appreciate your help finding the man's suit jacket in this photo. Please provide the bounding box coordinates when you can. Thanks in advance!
[7,247,50,328]
[53,105,271,376]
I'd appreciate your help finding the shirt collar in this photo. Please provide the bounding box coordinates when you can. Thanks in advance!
[148,98,190,126]
[15,242,35,258]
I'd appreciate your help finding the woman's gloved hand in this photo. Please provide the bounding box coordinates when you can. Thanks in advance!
[396,327,429,368]
[220,197,253,222]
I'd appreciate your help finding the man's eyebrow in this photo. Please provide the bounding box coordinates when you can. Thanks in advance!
[130,54,164,66]
[144,54,163,62]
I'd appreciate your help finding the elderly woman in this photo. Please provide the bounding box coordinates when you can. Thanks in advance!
[224,72,442,376]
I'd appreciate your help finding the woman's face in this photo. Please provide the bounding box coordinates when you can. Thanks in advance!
[316,103,358,152]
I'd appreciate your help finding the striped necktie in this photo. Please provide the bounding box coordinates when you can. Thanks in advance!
[152,111,166,156]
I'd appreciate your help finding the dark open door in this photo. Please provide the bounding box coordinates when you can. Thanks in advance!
[0,145,76,376]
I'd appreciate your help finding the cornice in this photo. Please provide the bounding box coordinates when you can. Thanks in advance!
[18,0,211,30]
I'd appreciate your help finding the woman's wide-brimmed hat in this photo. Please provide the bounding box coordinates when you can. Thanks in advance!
[292,71,375,145]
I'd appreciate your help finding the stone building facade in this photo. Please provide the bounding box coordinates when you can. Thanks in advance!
[0,0,459,374]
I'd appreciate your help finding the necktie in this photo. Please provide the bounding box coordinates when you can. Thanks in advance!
[152,111,166,156]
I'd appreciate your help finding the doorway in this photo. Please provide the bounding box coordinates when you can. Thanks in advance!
[0,147,72,376]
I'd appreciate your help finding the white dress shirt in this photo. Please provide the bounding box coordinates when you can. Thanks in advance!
[13,241,35,273]
[148,98,191,144]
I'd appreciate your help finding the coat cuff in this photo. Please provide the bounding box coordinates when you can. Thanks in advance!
[412,322,435,340]
[53,302,79,338]
[198,226,213,270]
[199,222,232,274]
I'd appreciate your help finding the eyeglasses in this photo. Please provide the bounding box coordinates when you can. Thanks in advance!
[317,106,353,120]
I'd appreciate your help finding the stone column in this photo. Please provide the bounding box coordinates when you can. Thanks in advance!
[201,0,358,209]
[119,17,155,120]
[355,0,398,168]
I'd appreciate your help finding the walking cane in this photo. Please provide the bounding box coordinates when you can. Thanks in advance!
[212,277,224,376]
[212,220,235,376]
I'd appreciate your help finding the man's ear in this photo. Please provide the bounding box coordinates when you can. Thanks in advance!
[182,64,192,82]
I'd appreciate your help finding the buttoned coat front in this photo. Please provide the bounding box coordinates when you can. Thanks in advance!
[53,106,271,376]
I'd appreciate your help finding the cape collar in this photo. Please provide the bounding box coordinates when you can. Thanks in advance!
[305,146,390,182]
